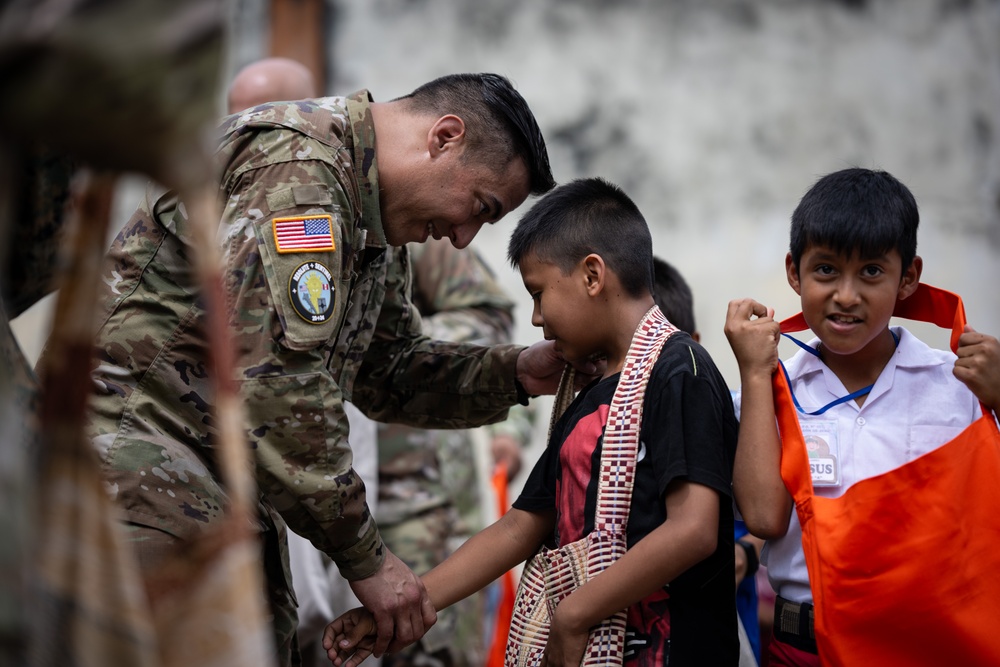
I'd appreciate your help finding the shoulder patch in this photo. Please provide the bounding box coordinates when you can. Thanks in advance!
[289,261,336,324]
[273,214,336,253]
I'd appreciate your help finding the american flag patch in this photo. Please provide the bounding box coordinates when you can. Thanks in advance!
[273,214,336,253]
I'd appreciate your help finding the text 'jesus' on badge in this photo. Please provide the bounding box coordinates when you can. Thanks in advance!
[273,214,336,254]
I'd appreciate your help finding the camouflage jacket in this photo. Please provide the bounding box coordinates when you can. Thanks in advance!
[376,239,515,526]
[85,92,525,581]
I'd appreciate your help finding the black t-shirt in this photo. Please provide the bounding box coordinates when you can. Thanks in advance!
[514,333,740,667]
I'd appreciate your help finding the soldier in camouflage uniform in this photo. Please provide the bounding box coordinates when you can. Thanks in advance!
[377,237,523,667]
[83,73,557,667]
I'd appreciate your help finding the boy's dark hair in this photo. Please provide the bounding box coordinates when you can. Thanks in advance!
[507,177,653,297]
[652,257,696,336]
[790,167,919,272]
[399,73,555,195]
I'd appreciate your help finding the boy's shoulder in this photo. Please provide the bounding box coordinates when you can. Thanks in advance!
[892,326,960,368]
[651,332,729,386]
[654,329,710,362]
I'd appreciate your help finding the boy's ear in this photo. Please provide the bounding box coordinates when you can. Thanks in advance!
[582,253,606,296]
[785,253,802,295]
[427,115,466,157]
[897,255,923,300]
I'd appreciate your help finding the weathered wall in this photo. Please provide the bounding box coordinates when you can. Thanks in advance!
[14,0,1000,391]
[328,0,1000,387]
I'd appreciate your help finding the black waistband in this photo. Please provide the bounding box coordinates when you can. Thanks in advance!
[773,595,817,655]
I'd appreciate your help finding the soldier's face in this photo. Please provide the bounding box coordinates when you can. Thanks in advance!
[382,149,530,249]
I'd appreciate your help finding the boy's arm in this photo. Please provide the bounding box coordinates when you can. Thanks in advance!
[423,507,555,611]
[724,298,793,539]
[954,326,1000,417]
[544,480,720,667]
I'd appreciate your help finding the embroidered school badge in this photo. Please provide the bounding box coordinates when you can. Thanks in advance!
[288,261,336,324]
[273,214,336,253]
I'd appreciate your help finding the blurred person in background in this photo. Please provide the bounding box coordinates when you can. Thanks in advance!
[652,256,765,667]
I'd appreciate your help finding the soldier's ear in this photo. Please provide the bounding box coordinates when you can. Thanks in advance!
[428,115,466,157]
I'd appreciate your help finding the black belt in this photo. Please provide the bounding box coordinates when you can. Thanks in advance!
[773,595,817,654]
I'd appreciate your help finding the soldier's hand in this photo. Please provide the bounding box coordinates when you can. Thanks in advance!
[348,549,437,657]
[515,340,600,396]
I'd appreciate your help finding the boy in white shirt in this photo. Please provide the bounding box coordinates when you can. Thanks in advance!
[724,167,1000,666]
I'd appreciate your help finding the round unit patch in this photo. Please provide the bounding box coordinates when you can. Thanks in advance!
[288,261,336,324]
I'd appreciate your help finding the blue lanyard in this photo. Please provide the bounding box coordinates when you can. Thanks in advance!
[777,330,899,416]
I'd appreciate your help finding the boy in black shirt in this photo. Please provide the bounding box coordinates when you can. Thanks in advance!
[325,178,739,666]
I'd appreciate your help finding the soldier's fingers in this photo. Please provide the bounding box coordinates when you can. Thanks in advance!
[421,594,437,629]
[391,610,418,650]
[370,613,393,658]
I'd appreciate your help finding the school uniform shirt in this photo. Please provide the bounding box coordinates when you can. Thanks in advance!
[733,326,983,604]
[515,333,740,667]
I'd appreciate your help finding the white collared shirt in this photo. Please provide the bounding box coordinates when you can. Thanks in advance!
[734,327,983,603]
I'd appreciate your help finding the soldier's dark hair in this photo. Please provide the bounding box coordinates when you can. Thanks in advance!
[651,257,696,336]
[398,73,555,195]
[790,167,919,272]
[508,178,653,298]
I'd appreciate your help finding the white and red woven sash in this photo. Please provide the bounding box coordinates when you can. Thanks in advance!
[505,306,677,667]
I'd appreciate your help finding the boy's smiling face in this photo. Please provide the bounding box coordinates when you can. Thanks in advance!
[787,244,921,369]
[519,252,599,365]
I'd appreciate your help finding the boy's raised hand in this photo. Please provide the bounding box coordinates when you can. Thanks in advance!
[323,607,378,667]
[954,325,1000,416]
[724,299,781,379]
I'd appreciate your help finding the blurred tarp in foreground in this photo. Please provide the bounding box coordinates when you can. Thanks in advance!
[0,1,273,665]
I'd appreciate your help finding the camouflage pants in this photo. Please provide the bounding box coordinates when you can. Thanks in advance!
[380,506,485,667]
[122,521,301,667]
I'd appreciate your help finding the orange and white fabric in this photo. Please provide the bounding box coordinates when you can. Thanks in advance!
[772,284,1000,666]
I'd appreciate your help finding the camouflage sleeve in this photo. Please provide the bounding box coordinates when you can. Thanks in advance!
[221,130,383,580]
[407,238,515,346]
[351,245,525,428]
